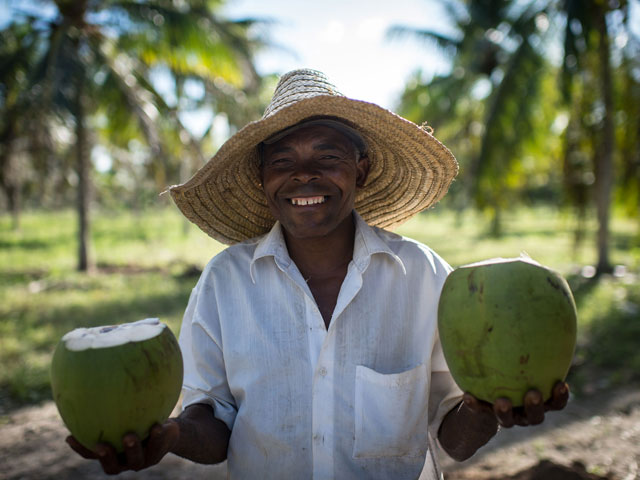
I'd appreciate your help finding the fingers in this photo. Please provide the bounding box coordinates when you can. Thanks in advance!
[95,442,124,475]
[522,389,545,425]
[145,421,179,466]
[546,381,570,411]
[463,392,517,428]
[66,436,98,460]
[95,433,144,475]
[67,423,177,475]
[123,433,145,471]
[493,397,515,428]
[463,382,570,431]
[462,392,483,413]
[145,424,167,466]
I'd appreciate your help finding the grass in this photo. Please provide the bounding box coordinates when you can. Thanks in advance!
[1,205,638,412]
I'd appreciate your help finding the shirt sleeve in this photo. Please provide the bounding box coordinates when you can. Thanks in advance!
[179,272,238,431]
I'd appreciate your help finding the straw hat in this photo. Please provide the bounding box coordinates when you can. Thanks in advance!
[169,68,458,244]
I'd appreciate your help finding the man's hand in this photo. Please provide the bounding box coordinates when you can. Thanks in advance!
[439,381,570,462]
[65,403,230,474]
[463,381,570,428]
[66,420,180,475]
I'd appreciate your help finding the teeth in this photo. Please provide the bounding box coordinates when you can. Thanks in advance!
[290,196,326,206]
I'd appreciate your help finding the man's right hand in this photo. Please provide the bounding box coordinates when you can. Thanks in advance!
[66,420,180,475]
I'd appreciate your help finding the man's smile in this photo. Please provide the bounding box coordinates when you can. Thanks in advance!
[288,196,328,206]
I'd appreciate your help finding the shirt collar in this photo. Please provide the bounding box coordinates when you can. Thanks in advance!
[250,220,291,283]
[249,211,407,282]
[351,211,407,275]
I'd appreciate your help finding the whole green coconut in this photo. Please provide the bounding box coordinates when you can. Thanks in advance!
[437,257,577,406]
[50,318,183,452]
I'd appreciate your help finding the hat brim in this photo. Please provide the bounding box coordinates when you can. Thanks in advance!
[169,95,458,245]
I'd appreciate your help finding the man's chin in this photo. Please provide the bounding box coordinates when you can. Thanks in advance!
[280,213,355,243]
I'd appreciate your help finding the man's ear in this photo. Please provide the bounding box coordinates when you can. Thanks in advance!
[356,155,370,188]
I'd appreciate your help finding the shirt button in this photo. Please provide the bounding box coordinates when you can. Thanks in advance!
[318,367,327,376]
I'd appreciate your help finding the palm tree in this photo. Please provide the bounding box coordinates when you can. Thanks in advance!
[392,0,636,271]
[1,0,264,271]
[0,21,44,230]
[390,0,553,235]
[560,0,623,275]
[617,34,640,227]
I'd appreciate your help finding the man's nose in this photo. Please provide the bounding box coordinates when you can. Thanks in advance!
[291,162,320,183]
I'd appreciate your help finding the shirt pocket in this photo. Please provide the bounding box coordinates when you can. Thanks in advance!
[353,363,430,458]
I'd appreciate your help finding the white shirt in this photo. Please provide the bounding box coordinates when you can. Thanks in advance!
[179,212,463,479]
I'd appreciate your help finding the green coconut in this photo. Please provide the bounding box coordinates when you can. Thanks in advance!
[437,257,577,406]
[50,318,183,452]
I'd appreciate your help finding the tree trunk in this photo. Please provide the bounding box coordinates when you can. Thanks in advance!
[75,77,94,272]
[0,108,22,231]
[6,184,21,231]
[595,5,614,275]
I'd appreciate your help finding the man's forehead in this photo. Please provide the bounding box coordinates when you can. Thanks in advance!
[262,119,367,153]
[264,125,354,151]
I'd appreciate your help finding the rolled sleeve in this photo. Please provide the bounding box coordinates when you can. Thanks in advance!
[179,278,237,431]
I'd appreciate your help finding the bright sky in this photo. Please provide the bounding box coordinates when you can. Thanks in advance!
[222,0,453,110]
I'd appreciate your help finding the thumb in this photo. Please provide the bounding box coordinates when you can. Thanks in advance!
[144,420,180,467]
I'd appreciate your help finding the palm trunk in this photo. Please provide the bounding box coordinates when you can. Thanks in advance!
[595,6,614,275]
[0,108,22,230]
[75,76,94,272]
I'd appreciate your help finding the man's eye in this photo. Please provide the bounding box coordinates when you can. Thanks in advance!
[267,158,291,166]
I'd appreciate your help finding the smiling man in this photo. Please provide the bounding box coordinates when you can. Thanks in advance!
[259,122,369,326]
[67,69,569,479]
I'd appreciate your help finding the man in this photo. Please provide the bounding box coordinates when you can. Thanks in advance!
[68,69,569,478]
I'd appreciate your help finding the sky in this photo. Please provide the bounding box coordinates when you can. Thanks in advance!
[221,0,453,110]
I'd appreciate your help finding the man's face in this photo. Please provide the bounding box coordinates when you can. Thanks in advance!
[260,124,369,241]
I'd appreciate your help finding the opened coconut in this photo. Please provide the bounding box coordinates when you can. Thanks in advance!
[437,257,577,406]
[50,318,183,451]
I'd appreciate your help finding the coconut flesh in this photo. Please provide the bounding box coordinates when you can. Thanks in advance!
[437,257,577,406]
[50,318,183,452]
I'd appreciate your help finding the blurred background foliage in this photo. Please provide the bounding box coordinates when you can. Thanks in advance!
[0,0,278,270]
[0,0,639,410]
[1,0,638,274]
[391,0,639,274]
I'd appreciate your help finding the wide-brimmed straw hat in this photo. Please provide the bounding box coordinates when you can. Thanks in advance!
[169,68,458,244]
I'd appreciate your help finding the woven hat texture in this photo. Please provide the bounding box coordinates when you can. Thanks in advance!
[169,69,458,244]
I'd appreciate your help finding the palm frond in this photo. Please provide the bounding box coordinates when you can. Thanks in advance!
[386,25,461,51]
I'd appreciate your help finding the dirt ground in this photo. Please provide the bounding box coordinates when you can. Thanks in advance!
[1,387,639,480]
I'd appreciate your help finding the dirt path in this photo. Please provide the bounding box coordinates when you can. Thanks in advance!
[441,387,640,480]
[1,388,639,479]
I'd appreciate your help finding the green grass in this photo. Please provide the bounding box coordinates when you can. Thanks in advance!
[0,208,224,411]
[0,206,638,411]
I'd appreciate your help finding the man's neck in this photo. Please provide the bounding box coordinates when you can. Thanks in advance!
[283,214,356,328]
[283,213,356,282]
